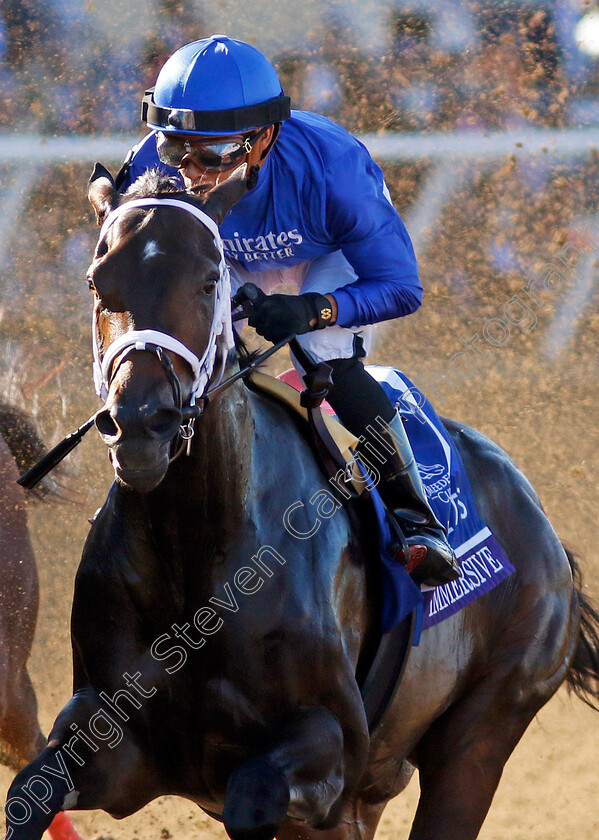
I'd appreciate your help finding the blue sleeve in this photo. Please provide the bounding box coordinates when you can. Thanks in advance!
[323,143,422,328]
[116,132,183,193]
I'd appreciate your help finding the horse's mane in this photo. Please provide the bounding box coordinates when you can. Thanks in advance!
[233,332,262,370]
[121,169,184,201]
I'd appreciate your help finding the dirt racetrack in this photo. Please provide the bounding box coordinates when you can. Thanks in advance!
[2,202,599,838]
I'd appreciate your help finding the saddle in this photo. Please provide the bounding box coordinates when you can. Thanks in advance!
[247,368,369,500]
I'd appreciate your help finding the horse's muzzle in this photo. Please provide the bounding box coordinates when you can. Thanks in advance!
[95,401,182,492]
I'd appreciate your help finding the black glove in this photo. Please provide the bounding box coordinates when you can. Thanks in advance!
[247,291,334,343]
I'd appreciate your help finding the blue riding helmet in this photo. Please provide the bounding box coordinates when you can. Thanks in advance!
[142,34,291,136]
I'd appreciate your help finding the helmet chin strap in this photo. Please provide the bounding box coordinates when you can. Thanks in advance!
[244,123,277,190]
[246,164,260,191]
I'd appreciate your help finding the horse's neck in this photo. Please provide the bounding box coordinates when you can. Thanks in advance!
[162,379,253,523]
[145,375,371,651]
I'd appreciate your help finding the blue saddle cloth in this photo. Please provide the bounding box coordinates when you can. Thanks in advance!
[363,366,515,641]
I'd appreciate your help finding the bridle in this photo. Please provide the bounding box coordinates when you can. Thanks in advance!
[92,197,235,454]
[16,196,294,491]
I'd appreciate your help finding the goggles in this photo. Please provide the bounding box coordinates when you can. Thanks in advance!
[156,126,269,172]
[141,89,291,133]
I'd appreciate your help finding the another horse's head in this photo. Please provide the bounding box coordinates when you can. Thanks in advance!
[87,164,245,493]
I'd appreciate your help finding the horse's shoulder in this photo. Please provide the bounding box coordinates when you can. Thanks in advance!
[75,485,180,643]
[248,385,305,427]
[248,387,333,468]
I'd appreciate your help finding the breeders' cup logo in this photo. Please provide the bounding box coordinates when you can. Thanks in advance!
[418,462,449,495]
[222,229,304,263]
[418,462,468,535]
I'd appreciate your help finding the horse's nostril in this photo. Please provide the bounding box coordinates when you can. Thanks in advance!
[147,407,182,437]
[95,410,119,438]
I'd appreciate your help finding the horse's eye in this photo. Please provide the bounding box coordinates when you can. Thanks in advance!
[203,279,217,296]
[87,276,97,293]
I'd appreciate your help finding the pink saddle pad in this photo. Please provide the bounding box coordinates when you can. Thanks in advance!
[276,368,335,415]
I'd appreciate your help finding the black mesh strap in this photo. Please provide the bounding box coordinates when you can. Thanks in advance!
[142,90,291,132]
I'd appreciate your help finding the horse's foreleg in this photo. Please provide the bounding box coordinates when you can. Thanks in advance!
[0,672,82,840]
[223,707,357,840]
[5,744,82,840]
[5,687,160,840]
[276,799,387,840]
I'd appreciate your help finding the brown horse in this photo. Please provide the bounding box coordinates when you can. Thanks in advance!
[6,166,599,840]
[0,405,80,840]
[0,405,44,773]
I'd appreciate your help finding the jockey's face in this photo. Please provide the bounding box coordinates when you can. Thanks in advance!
[158,126,276,192]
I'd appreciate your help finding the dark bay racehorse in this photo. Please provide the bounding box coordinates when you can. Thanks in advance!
[0,405,79,840]
[6,167,599,840]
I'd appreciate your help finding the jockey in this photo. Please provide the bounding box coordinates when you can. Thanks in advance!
[116,34,459,588]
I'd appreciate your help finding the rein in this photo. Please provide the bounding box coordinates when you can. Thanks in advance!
[16,336,292,490]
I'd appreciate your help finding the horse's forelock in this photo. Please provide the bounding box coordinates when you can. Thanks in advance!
[121,169,183,202]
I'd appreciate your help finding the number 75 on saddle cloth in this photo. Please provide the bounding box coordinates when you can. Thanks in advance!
[365,366,515,638]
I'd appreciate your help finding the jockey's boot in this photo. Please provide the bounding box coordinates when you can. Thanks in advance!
[322,356,459,587]
[362,412,460,587]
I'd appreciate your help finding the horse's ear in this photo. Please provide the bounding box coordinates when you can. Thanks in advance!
[200,165,248,226]
[88,162,118,226]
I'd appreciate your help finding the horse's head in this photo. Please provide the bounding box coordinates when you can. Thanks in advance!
[87,164,246,493]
